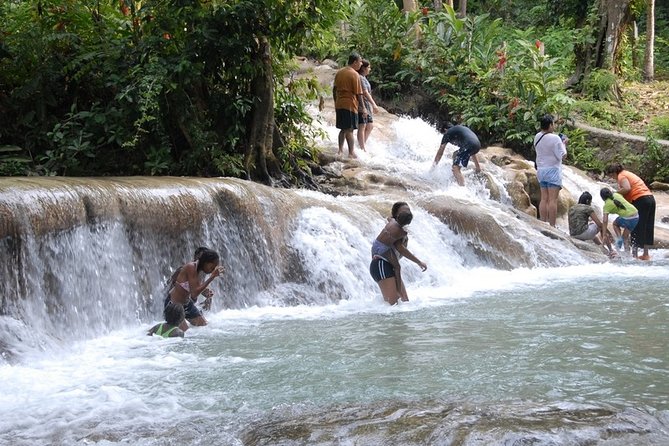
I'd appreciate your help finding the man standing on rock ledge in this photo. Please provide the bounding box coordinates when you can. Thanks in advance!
[333,53,366,159]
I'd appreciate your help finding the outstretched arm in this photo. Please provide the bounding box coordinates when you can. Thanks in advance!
[433,144,447,167]
[395,241,427,271]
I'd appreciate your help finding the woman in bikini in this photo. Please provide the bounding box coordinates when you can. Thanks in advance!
[370,203,427,305]
[166,249,223,331]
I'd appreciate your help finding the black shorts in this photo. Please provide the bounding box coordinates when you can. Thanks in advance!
[452,148,471,167]
[369,258,395,282]
[358,111,373,124]
[336,108,358,130]
[164,293,202,320]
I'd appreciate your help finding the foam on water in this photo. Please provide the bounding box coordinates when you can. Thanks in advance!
[1,114,668,445]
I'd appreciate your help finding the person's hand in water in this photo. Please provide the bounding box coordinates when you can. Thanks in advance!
[418,261,427,272]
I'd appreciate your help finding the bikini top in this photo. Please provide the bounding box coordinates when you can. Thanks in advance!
[155,323,177,338]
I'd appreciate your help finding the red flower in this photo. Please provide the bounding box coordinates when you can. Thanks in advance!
[535,40,542,49]
[119,0,129,16]
[163,33,171,40]
[421,7,429,16]
[496,50,507,70]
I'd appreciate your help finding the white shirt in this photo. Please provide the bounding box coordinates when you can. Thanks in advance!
[534,132,566,169]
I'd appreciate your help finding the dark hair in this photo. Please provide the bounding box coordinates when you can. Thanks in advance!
[539,114,554,130]
[197,249,220,271]
[357,59,370,74]
[605,163,624,175]
[347,53,361,65]
[578,191,592,205]
[193,246,209,260]
[600,188,625,210]
[439,121,454,133]
[164,302,185,326]
[391,201,410,218]
[396,211,413,226]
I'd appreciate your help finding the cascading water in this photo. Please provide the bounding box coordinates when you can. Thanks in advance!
[0,116,668,445]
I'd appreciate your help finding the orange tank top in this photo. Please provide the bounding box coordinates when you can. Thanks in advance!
[618,170,651,202]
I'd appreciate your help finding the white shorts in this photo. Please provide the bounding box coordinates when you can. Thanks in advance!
[573,222,599,241]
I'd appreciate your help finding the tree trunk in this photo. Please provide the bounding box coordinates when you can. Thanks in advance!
[643,0,655,81]
[568,0,633,87]
[631,21,639,69]
[244,36,282,184]
[458,0,467,17]
[402,0,416,12]
[599,0,633,73]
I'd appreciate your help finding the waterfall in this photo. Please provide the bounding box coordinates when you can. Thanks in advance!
[0,117,611,362]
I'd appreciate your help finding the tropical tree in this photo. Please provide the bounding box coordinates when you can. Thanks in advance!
[0,0,344,183]
[643,0,655,80]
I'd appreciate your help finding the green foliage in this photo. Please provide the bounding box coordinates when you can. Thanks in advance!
[572,99,643,131]
[582,69,619,102]
[0,145,32,175]
[643,135,669,182]
[0,0,345,180]
[649,116,669,140]
[341,0,409,97]
[564,127,605,172]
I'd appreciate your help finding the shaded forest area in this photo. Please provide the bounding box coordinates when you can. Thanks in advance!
[1,0,668,183]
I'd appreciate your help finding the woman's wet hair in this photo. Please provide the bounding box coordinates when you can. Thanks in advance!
[605,163,623,175]
[539,114,554,130]
[396,211,413,226]
[197,249,220,270]
[600,187,625,210]
[193,246,209,260]
[164,302,185,326]
[578,191,592,205]
[391,201,410,218]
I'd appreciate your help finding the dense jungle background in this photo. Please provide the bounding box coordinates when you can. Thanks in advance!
[1,0,668,183]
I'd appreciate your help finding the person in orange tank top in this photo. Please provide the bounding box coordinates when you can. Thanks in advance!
[606,163,656,260]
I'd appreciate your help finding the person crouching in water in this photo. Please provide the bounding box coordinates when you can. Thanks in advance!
[600,188,639,255]
[166,249,224,331]
[370,206,427,305]
[568,191,614,256]
[148,302,185,338]
[432,122,482,187]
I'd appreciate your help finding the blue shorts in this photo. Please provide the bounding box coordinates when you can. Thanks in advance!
[164,293,202,320]
[539,181,562,189]
[537,167,562,189]
[452,148,471,167]
[614,215,639,231]
[369,258,395,282]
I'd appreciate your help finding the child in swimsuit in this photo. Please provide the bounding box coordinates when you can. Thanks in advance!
[148,302,186,338]
[370,204,427,305]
